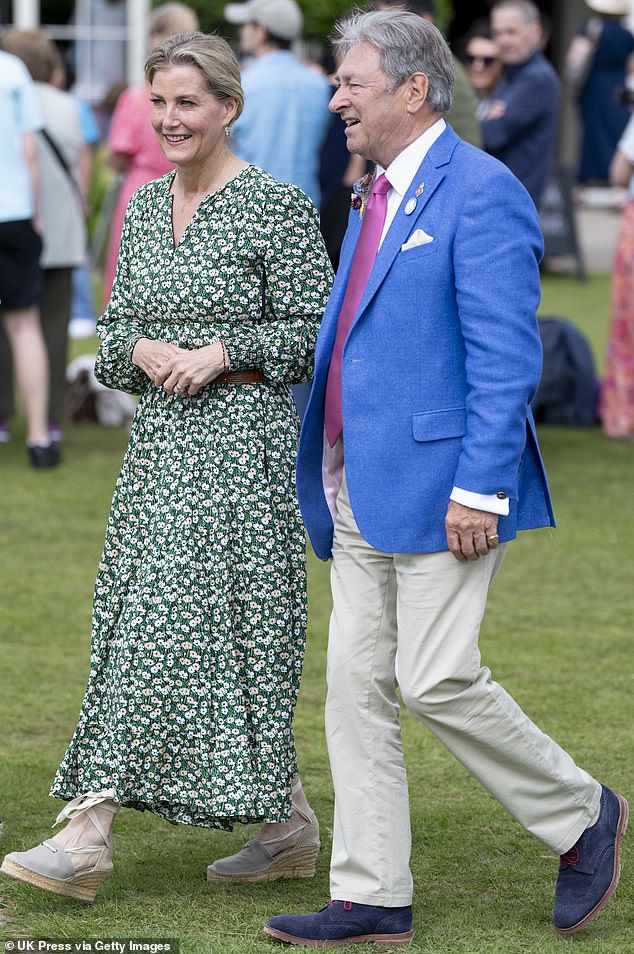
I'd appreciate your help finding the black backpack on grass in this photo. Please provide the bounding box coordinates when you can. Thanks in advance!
[531,316,598,427]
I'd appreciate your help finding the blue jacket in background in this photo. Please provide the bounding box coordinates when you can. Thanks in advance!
[481,51,560,207]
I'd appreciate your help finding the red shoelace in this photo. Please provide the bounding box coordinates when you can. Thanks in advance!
[560,844,580,867]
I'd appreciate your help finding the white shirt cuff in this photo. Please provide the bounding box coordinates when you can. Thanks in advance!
[451,486,510,516]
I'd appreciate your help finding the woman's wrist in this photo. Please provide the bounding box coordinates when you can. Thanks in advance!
[131,337,151,368]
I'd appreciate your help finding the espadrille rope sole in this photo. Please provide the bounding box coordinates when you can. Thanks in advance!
[0,855,112,902]
[207,842,319,883]
[0,790,118,903]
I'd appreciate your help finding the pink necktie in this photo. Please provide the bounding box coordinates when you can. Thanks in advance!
[324,173,391,447]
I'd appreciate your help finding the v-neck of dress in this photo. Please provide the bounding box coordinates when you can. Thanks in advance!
[167,166,253,250]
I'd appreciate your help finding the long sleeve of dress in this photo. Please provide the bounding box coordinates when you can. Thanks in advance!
[95,170,333,392]
[94,200,149,395]
[223,186,333,384]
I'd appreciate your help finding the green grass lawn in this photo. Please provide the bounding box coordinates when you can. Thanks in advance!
[0,274,633,952]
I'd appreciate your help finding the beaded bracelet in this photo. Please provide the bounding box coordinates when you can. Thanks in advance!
[220,340,228,375]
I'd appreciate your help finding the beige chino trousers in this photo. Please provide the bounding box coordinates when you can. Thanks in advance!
[325,474,602,906]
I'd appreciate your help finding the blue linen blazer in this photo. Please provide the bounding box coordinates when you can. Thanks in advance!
[296,125,555,560]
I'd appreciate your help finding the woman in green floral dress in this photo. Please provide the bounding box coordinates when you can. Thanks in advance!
[1,32,333,902]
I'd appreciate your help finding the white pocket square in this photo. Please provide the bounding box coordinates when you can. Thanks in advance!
[401,229,434,251]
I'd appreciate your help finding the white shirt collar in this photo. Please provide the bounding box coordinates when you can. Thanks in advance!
[379,117,446,197]
[374,118,446,246]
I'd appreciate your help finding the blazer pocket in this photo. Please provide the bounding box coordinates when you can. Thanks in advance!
[399,241,440,261]
[412,406,467,443]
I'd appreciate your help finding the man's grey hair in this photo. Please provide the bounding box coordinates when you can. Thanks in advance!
[333,10,454,115]
[491,0,541,24]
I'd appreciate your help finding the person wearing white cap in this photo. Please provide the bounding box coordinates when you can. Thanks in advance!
[224,0,331,423]
[565,0,634,184]
[223,0,331,207]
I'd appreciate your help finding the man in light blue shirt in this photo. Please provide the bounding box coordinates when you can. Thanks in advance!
[0,50,42,223]
[224,0,331,419]
[0,49,58,466]
[224,0,331,207]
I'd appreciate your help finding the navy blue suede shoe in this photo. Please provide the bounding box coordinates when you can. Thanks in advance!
[264,900,414,947]
[553,785,628,935]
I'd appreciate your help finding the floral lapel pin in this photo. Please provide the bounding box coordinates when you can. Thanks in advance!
[351,172,373,220]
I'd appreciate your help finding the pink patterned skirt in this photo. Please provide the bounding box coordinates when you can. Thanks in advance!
[601,200,634,437]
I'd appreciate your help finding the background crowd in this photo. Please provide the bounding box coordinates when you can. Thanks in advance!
[1,0,634,468]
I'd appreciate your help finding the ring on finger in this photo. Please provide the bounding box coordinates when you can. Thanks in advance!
[487,533,499,547]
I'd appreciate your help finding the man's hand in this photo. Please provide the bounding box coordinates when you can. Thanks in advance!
[445,500,499,563]
[484,100,507,121]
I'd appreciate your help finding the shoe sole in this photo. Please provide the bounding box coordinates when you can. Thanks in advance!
[207,843,318,883]
[555,793,629,936]
[263,926,414,947]
[0,856,109,902]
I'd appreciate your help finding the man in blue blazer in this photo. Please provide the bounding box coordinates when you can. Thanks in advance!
[266,10,627,948]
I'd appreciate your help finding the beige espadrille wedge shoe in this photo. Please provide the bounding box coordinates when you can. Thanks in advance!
[207,801,320,884]
[208,775,320,884]
[0,790,118,902]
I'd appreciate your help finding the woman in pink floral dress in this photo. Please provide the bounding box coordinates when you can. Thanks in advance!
[601,109,634,437]
[103,2,198,305]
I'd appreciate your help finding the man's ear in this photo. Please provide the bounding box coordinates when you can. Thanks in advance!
[405,72,430,114]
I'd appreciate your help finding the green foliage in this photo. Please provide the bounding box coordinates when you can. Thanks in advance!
[180,0,359,43]
[40,0,454,49]
[86,145,116,240]
[164,0,453,44]
[434,0,452,35]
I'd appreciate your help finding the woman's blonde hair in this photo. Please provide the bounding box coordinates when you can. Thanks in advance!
[145,32,244,124]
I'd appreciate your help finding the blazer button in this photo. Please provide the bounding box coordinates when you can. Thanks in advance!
[496,491,507,499]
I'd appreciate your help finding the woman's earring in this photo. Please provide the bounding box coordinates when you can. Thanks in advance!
[224,125,231,137]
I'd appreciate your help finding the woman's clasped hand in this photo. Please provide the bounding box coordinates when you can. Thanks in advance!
[132,337,225,395]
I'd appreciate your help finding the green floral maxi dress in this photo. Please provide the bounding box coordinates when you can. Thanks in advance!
[50,167,333,828]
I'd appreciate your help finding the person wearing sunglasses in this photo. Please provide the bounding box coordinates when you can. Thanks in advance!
[461,24,503,121]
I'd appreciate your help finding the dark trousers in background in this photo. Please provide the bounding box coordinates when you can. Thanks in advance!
[0,267,72,425]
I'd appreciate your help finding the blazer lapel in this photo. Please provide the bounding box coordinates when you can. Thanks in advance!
[312,207,362,381]
[355,126,459,317]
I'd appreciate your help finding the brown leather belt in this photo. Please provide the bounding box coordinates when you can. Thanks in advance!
[213,369,266,386]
